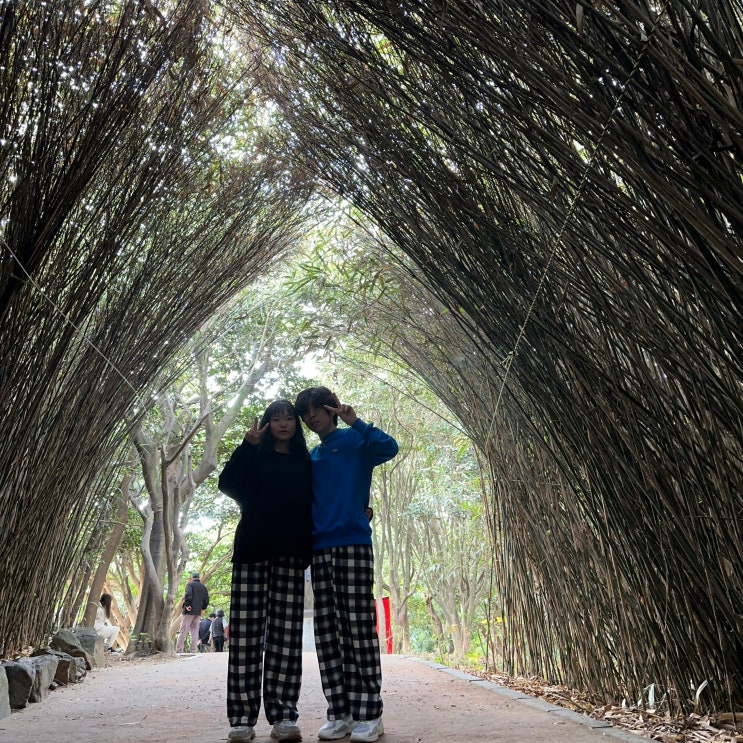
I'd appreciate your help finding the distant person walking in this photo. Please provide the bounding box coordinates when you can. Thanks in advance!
[218,399,313,743]
[175,572,209,653]
[295,387,398,743]
[198,612,216,652]
[211,609,227,652]
[94,593,120,652]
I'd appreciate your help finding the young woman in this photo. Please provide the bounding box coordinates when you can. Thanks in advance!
[218,400,313,743]
[94,593,120,651]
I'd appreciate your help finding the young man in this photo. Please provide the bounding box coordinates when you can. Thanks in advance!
[295,387,398,743]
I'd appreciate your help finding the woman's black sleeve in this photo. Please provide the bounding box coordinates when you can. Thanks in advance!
[217,441,258,499]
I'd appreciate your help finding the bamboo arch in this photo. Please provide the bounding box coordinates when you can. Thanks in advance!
[0,0,741,716]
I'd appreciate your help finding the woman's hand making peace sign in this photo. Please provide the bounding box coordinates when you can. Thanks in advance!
[244,417,269,446]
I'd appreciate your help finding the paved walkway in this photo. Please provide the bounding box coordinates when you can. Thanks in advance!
[0,649,640,743]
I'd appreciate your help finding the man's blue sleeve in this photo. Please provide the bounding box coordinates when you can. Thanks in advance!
[352,419,399,464]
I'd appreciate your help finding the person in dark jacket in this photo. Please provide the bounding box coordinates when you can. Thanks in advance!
[198,612,216,652]
[211,609,227,652]
[218,399,313,743]
[175,572,209,653]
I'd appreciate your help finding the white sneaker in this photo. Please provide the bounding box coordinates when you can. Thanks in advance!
[318,714,354,740]
[272,720,302,741]
[228,726,256,742]
[349,718,383,743]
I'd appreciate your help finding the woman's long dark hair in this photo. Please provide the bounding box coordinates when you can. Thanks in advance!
[258,399,309,457]
[100,593,113,619]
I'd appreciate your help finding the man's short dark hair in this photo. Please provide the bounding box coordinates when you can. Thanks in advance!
[295,386,338,424]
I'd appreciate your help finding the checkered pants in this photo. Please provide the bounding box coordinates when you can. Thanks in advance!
[227,558,306,727]
[312,545,383,721]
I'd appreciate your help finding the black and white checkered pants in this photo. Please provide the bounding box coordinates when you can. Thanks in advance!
[227,558,306,727]
[312,544,383,721]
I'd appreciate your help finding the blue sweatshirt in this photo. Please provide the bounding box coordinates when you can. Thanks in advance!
[310,418,398,550]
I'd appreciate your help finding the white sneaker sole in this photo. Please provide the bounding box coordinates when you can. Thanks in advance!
[228,731,256,743]
[349,721,384,743]
[318,724,354,741]
[318,731,352,741]
[272,730,302,742]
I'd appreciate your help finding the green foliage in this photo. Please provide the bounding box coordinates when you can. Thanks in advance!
[283,212,495,662]
[407,595,438,654]
[120,506,145,553]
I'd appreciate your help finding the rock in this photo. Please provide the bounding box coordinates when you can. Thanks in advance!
[0,663,10,719]
[18,655,59,702]
[2,660,33,708]
[50,628,83,654]
[68,643,93,670]
[74,656,87,681]
[30,647,74,685]
[57,652,77,685]
[72,627,103,668]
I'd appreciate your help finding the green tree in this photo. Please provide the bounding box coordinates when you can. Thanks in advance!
[125,292,312,653]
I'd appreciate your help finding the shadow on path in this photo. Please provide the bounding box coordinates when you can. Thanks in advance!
[0,651,638,743]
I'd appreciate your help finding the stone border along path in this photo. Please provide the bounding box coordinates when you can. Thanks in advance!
[0,651,641,743]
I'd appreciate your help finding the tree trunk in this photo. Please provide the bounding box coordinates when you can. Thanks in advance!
[392,593,411,654]
[82,474,131,627]
[439,593,468,657]
[56,518,108,628]
[128,500,170,652]
[109,552,140,632]
[425,595,446,650]
[126,353,271,655]
[58,561,95,629]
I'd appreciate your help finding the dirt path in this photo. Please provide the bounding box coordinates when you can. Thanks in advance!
[0,652,638,743]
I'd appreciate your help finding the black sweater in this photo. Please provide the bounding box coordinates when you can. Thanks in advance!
[217,441,313,567]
